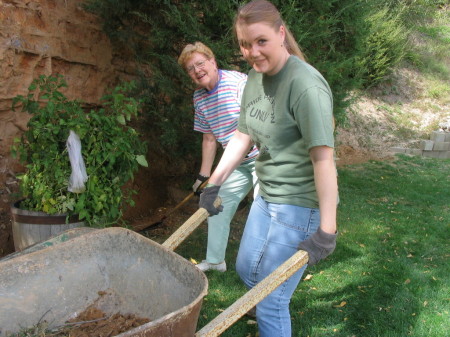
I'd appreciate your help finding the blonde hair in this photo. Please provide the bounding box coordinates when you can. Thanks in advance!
[233,0,306,61]
[178,42,215,69]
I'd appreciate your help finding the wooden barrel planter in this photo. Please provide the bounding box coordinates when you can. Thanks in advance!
[11,201,85,251]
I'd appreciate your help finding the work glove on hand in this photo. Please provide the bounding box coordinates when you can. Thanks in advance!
[298,227,337,266]
[199,185,223,216]
[192,174,209,195]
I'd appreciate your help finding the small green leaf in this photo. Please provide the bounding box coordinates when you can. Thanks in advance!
[136,155,148,167]
[117,115,126,125]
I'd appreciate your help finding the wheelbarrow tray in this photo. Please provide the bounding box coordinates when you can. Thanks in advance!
[0,227,208,337]
[1,200,309,337]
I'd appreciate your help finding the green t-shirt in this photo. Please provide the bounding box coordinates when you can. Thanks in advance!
[237,56,335,208]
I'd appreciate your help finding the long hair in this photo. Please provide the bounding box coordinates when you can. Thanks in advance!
[233,0,306,61]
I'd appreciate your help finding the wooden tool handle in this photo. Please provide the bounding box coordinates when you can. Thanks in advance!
[195,249,309,337]
[133,180,210,233]
[162,196,221,251]
[165,179,209,217]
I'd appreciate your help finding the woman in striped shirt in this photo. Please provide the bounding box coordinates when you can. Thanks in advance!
[178,42,259,272]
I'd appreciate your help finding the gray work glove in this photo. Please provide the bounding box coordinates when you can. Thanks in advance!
[298,227,337,266]
[192,174,209,194]
[199,185,223,216]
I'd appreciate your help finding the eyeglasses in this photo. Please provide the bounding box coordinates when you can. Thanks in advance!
[186,59,208,74]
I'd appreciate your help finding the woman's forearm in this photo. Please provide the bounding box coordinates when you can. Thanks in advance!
[200,133,217,176]
[310,146,338,234]
[209,130,253,186]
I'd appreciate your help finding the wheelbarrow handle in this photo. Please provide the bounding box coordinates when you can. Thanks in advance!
[195,249,309,337]
[162,196,222,251]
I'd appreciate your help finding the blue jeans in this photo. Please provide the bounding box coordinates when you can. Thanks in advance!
[236,195,320,337]
[206,161,258,264]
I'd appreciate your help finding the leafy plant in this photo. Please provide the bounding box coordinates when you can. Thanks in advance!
[11,75,148,226]
[355,7,409,86]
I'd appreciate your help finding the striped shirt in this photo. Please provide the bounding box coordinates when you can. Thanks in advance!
[193,70,258,163]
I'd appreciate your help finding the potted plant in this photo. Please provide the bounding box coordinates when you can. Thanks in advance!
[10,74,148,250]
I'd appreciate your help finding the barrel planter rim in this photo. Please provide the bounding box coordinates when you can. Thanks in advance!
[11,200,81,225]
[10,200,85,251]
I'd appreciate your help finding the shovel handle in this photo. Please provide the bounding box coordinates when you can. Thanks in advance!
[162,196,221,251]
[164,179,210,219]
[134,180,210,233]
[195,249,309,337]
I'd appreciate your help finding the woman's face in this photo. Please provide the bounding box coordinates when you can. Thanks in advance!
[185,52,218,91]
[236,22,287,76]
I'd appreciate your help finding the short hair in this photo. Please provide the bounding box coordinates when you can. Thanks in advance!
[178,42,215,69]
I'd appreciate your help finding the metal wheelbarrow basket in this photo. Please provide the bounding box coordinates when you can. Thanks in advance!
[0,197,308,337]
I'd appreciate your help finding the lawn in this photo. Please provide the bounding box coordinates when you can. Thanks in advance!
[174,154,450,337]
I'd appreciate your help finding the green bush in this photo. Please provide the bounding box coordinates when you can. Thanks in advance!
[12,75,148,226]
[355,7,409,86]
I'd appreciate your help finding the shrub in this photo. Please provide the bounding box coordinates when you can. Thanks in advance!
[12,75,148,226]
[355,7,409,86]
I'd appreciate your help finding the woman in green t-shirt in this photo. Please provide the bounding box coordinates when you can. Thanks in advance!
[199,1,339,336]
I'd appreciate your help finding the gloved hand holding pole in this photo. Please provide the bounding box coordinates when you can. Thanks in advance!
[298,227,337,266]
[192,174,209,195]
[199,185,224,216]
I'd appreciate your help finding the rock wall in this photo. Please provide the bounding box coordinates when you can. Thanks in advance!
[0,0,142,210]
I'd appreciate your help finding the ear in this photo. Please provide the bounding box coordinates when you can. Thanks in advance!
[210,57,218,68]
[279,25,286,42]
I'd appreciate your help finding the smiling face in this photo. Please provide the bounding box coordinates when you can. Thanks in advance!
[236,22,289,76]
[185,52,218,91]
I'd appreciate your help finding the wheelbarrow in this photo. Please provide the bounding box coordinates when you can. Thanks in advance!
[0,197,309,337]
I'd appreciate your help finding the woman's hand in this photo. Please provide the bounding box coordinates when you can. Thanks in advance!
[199,185,224,216]
[298,227,337,266]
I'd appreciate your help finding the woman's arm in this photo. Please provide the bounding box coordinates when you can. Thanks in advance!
[199,133,217,177]
[310,145,338,234]
[209,130,254,185]
[199,130,253,215]
[297,145,338,266]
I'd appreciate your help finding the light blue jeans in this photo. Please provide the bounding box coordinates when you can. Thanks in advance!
[236,195,320,337]
[206,161,258,264]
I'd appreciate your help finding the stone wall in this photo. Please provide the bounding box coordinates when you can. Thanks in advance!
[0,0,142,209]
[391,131,450,159]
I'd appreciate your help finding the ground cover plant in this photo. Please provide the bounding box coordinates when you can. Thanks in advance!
[172,155,450,336]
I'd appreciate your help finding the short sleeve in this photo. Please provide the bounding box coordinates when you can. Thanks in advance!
[293,86,334,149]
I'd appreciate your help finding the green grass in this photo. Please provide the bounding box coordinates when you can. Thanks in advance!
[171,155,450,337]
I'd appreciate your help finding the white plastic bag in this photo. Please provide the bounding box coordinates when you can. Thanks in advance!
[67,130,88,193]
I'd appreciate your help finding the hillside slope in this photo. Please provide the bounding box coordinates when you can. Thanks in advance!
[335,11,450,166]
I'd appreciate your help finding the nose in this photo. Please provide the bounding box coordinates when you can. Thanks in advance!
[242,44,259,60]
[248,44,260,58]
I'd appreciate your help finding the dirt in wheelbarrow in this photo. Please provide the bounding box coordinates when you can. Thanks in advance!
[47,306,150,337]
[10,291,151,337]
